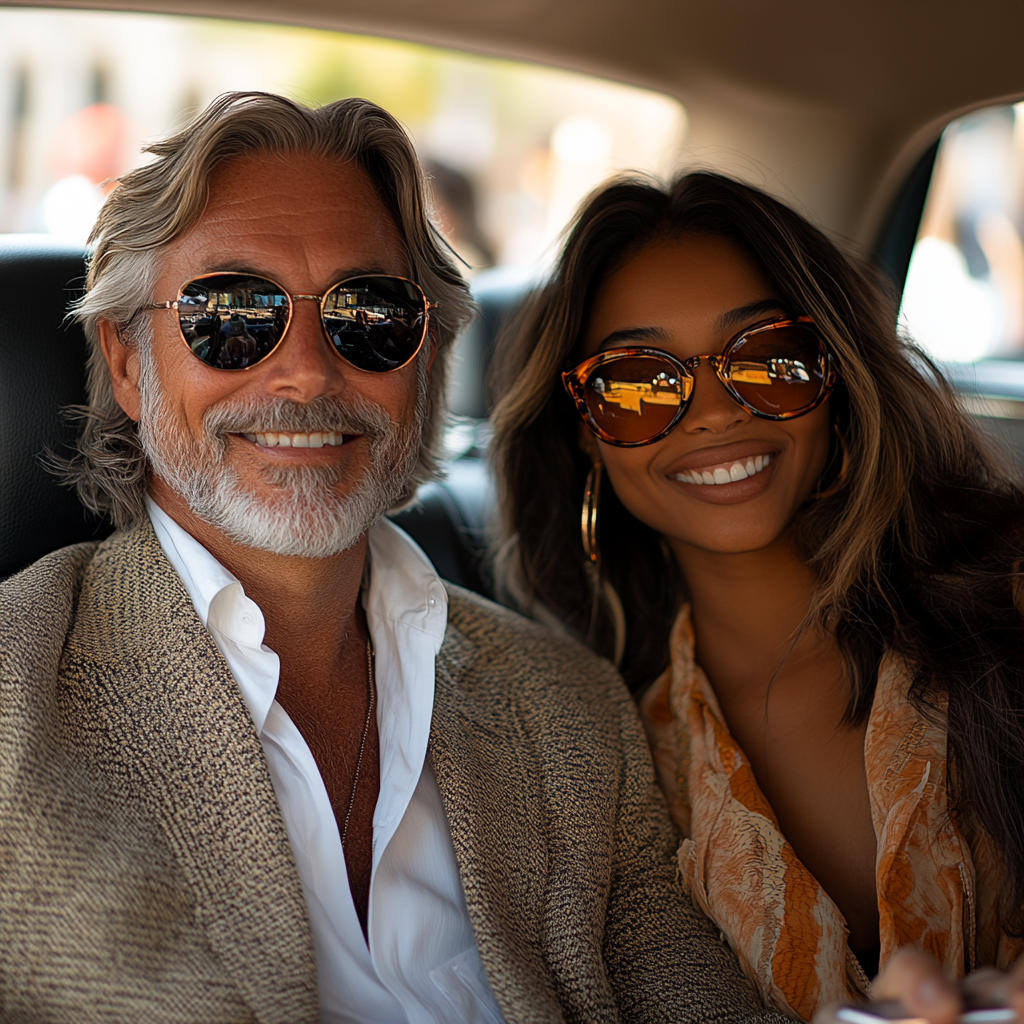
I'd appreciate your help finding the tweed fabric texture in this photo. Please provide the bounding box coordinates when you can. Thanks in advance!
[1,519,785,1024]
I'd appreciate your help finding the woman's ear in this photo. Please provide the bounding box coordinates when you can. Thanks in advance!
[98,320,143,423]
[577,421,603,465]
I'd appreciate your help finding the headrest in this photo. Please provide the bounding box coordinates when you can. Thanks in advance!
[448,265,538,418]
[0,235,109,580]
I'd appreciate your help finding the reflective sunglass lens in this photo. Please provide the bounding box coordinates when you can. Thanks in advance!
[178,275,288,370]
[726,325,827,415]
[583,355,690,443]
[322,276,427,373]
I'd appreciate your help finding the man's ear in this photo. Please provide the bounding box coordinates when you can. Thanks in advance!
[98,320,143,423]
[426,326,439,374]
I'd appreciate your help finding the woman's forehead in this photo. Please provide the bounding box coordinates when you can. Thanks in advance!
[583,234,782,352]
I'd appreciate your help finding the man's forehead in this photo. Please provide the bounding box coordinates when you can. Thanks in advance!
[158,152,410,284]
[208,149,375,198]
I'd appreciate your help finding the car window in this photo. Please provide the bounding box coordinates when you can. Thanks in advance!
[901,102,1024,367]
[898,100,1024,457]
[0,8,685,276]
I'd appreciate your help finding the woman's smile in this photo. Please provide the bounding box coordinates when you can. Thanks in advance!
[664,439,779,504]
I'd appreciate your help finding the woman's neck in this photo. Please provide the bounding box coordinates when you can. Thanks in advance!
[666,532,880,953]
[667,530,826,707]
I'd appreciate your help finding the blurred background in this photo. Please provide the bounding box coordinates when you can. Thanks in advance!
[3,7,1024,371]
[0,7,685,276]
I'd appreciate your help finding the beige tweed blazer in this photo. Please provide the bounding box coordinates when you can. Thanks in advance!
[0,519,782,1024]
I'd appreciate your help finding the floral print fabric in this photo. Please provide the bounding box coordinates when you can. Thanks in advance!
[639,605,1022,1022]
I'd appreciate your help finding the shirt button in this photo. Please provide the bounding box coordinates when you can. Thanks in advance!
[428,597,435,606]
[242,614,253,625]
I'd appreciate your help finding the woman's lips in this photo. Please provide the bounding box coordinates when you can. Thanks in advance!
[664,441,780,504]
[671,452,771,486]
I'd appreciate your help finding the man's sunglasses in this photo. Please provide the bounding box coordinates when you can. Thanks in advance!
[562,317,836,447]
[149,272,436,373]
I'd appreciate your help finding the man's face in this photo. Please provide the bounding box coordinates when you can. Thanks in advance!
[106,151,427,557]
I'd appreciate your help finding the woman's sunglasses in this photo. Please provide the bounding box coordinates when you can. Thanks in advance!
[562,316,836,447]
[149,272,436,373]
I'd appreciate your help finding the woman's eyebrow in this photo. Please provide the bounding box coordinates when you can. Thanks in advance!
[713,299,787,332]
[598,326,668,350]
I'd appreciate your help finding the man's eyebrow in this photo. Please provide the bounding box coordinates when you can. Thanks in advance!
[189,263,396,283]
[597,326,669,350]
[325,266,400,282]
[713,299,788,333]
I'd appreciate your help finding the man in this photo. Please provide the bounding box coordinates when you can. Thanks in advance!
[0,92,779,1024]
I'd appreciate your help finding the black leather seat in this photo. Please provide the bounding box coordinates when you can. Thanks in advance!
[0,237,109,579]
[0,235,511,594]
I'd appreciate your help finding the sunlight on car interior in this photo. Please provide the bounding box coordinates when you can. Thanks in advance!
[5,2,1024,1021]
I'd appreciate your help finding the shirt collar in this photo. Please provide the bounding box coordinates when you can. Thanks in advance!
[146,495,447,672]
[146,496,240,630]
[365,517,448,656]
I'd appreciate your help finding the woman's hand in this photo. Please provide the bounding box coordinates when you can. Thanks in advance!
[813,948,1024,1024]
[870,948,965,1024]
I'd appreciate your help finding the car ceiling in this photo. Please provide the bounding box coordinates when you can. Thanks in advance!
[14,0,1024,243]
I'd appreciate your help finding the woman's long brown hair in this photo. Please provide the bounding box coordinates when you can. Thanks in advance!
[490,171,1024,934]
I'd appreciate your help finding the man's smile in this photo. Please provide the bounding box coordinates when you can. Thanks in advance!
[241,430,347,448]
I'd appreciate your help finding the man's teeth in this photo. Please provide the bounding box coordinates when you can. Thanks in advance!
[242,431,345,448]
[672,453,772,486]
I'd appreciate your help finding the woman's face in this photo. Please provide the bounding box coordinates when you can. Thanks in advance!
[581,233,832,556]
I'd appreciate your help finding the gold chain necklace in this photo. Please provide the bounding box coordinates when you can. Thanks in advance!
[340,636,376,851]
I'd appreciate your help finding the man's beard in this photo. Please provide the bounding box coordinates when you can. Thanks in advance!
[136,349,425,557]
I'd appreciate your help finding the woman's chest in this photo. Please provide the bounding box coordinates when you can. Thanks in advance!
[720,690,880,951]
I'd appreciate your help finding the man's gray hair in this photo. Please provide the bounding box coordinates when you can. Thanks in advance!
[66,91,474,527]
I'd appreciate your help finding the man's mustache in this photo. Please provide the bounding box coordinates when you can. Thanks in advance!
[202,394,394,442]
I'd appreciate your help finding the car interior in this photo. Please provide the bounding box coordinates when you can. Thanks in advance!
[3,0,1024,591]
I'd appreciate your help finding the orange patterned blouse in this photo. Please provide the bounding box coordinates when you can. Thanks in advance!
[639,605,1022,1022]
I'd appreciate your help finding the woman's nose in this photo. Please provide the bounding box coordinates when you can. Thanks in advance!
[681,363,750,433]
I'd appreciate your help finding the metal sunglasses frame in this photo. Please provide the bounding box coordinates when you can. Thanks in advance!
[562,316,837,448]
[149,271,438,373]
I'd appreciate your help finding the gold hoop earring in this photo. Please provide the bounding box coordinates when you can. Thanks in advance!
[811,425,849,500]
[581,462,602,569]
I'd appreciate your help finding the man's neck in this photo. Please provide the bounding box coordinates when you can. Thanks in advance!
[148,479,368,667]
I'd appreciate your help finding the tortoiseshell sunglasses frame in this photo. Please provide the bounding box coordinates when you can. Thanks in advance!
[561,316,837,448]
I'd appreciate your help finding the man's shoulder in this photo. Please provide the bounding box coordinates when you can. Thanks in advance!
[0,540,103,676]
[442,583,627,704]
[1,541,101,619]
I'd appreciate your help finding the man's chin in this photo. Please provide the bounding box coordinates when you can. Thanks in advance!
[197,490,367,558]
[139,396,420,558]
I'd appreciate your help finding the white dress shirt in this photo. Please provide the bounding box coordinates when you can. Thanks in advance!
[147,499,504,1024]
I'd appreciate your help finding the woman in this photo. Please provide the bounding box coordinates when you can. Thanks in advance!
[490,172,1024,1021]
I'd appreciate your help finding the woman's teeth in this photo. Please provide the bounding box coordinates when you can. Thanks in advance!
[671,453,772,486]
[242,431,345,448]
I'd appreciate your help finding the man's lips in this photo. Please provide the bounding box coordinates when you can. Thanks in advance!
[229,430,362,455]
[240,430,346,449]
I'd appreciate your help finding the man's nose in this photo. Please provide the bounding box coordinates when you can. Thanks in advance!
[261,298,342,401]
[681,363,750,433]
